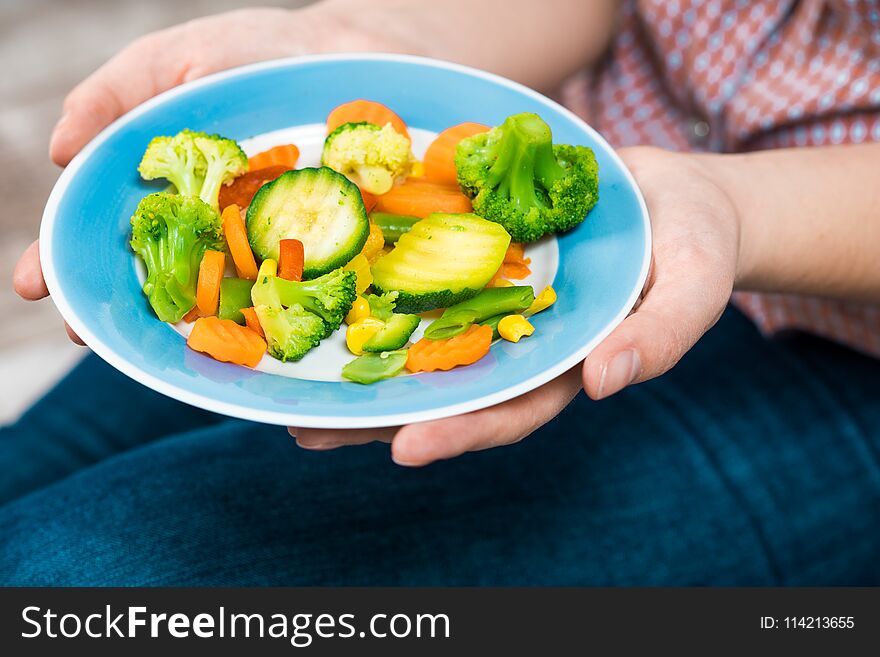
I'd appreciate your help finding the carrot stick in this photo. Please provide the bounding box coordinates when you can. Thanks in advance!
[241,307,265,338]
[501,243,531,279]
[182,306,200,323]
[222,204,258,281]
[406,324,493,373]
[373,179,472,218]
[195,250,226,317]
[359,187,378,213]
[423,122,490,185]
[187,316,267,368]
[247,144,299,171]
[278,239,304,282]
[219,165,290,211]
[326,99,409,139]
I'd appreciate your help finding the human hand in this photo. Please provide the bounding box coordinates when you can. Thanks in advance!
[296,146,744,465]
[13,4,415,341]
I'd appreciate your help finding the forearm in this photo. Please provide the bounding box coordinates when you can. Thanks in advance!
[317,0,618,91]
[701,145,880,303]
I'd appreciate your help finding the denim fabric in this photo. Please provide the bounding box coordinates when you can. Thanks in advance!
[0,307,878,585]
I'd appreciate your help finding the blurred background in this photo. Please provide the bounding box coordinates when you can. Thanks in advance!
[0,0,312,422]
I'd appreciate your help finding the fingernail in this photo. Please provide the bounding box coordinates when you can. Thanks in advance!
[287,427,299,438]
[295,439,339,451]
[596,350,640,399]
[391,451,422,467]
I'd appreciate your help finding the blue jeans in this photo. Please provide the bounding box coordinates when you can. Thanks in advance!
[0,307,878,585]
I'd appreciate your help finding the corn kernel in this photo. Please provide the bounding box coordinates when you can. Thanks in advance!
[345,296,371,325]
[526,285,557,316]
[410,161,425,177]
[498,314,535,343]
[343,253,373,294]
[346,317,385,355]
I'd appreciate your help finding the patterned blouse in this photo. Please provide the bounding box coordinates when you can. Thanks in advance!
[562,0,880,355]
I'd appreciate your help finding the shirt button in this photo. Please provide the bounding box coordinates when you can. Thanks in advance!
[691,119,711,141]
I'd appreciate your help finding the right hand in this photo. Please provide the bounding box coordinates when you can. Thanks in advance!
[13,5,414,343]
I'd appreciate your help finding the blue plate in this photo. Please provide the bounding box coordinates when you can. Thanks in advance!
[41,54,650,428]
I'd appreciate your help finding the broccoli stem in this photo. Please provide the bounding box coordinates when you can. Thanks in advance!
[485,113,567,212]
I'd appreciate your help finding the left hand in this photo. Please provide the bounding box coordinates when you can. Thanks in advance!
[295,146,744,466]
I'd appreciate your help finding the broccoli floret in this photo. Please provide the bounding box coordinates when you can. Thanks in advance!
[193,133,248,209]
[251,262,328,361]
[321,121,413,194]
[130,192,224,323]
[250,263,357,360]
[365,290,399,321]
[455,112,599,242]
[273,268,358,337]
[138,129,248,210]
[256,302,326,362]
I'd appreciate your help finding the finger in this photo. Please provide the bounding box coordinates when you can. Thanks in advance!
[50,29,188,165]
[390,367,582,467]
[65,323,86,346]
[292,426,397,450]
[13,240,49,300]
[583,246,730,400]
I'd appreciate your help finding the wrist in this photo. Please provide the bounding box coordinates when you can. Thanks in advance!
[695,152,765,292]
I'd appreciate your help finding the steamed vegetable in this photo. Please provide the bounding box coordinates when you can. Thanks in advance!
[130,192,225,323]
[406,324,493,373]
[423,122,489,185]
[218,278,255,324]
[195,249,226,317]
[247,144,299,171]
[370,212,421,243]
[346,317,385,356]
[423,286,535,340]
[326,99,409,140]
[241,306,265,337]
[246,167,369,278]
[219,165,290,212]
[278,239,304,282]
[362,313,420,352]
[252,261,357,340]
[250,260,328,362]
[187,316,266,368]
[456,112,599,242]
[342,350,409,384]
[373,179,472,218]
[221,204,258,281]
[138,129,248,210]
[498,314,535,343]
[526,285,557,316]
[322,122,414,194]
[371,213,511,313]
[365,291,399,321]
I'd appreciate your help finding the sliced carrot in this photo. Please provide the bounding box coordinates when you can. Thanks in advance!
[359,187,378,213]
[196,250,226,317]
[502,262,532,280]
[423,122,490,185]
[221,204,258,281]
[500,242,531,279]
[182,306,201,323]
[504,243,528,264]
[278,238,304,282]
[219,165,290,211]
[187,316,267,368]
[406,324,493,373]
[247,144,299,171]
[241,307,265,338]
[374,179,472,218]
[326,99,409,140]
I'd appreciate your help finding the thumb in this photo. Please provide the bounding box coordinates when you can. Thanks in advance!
[582,249,730,399]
